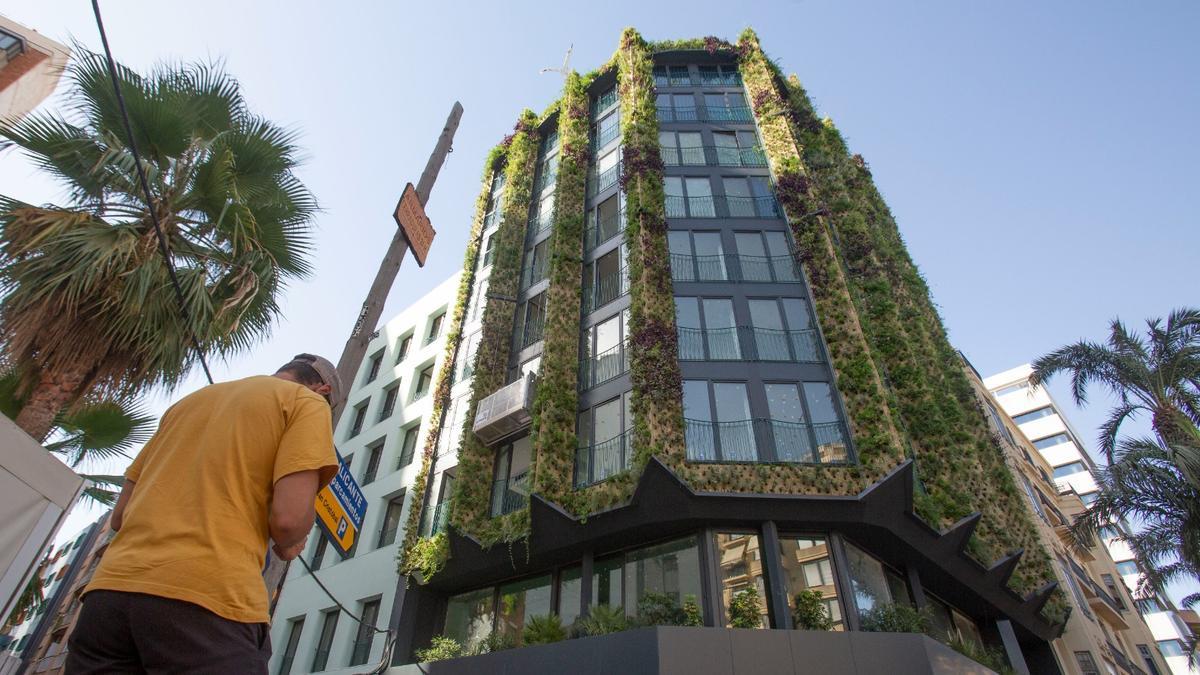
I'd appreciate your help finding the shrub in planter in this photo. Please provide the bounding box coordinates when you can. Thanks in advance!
[415,635,463,662]
[682,594,703,627]
[470,630,516,655]
[792,590,835,631]
[728,588,763,629]
[859,603,931,633]
[635,591,688,626]
[575,604,628,636]
[949,636,1014,675]
[523,614,567,645]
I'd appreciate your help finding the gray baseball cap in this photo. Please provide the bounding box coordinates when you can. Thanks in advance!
[290,353,344,411]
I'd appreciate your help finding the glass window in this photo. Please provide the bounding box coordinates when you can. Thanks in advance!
[445,588,495,649]
[1116,560,1139,576]
[702,298,739,360]
[685,177,715,217]
[496,575,553,644]
[1079,491,1099,506]
[414,366,434,399]
[1158,640,1185,658]
[593,554,625,609]
[1034,433,1071,450]
[766,383,813,462]
[379,384,399,421]
[1012,406,1055,425]
[781,298,816,358]
[693,232,725,281]
[765,232,798,279]
[427,313,445,343]
[398,423,420,468]
[377,493,405,547]
[683,380,714,460]
[714,382,755,461]
[311,610,339,672]
[623,537,703,616]
[664,177,686,218]
[1053,461,1087,479]
[750,299,789,361]
[951,608,983,649]
[659,131,678,165]
[992,382,1029,397]
[844,541,908,620]
[723,177,756,217]
[348,599,380,666]
[1075,651,1101,675]
[362,440,384,485]
[803,382,847,462]
[365,351,383,383]
[926,595,956,643]
[779,536,843,630]
[279,617,305,674]
[714,532,768,628]
[558,566,583,626]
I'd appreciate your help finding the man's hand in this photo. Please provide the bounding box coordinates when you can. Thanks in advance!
[273,535,308,562]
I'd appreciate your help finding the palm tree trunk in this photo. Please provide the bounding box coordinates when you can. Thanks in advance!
[1153,409,1200,492]
[14,364,91,442]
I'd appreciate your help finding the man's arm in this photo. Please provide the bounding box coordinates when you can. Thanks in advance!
[270,470,320,551]
[110,480,136,532]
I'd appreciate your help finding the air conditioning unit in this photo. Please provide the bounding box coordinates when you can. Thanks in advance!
[472,373,536,446]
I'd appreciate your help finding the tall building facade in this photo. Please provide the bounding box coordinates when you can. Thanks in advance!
[376,29,1086,674]
[0,15,69,122]
[964,359,1169,675]
[986,364,1197,675]
[267,273,463,675]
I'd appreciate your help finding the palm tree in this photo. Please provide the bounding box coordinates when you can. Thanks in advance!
[1030,308,1200,491]
[0,371,153,505]
[0,48,317,441]
[1071,436,1200,610]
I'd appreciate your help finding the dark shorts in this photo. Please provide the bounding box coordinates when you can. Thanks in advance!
[66,590,270,674]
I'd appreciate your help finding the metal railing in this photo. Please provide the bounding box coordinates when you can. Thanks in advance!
[584,267,629,312]
[527,210,554,238]
[422,500,452,536]
[580,339,630,389]
[491,471,529,516]
[521,257,549,289]
[534,169,557,194]
[585,209,625,251]
[592,121,621,152]
[593,89,618,117]
[670,253,800,283]
[661,145,767,168]
[588,161,622,195]
[521,317,546,348]
[656,105,754,124]
[676,326,821,362]
[575,429,633,487]
[664,194,781,219]
[684,418,849,464]
[697,71,742,87]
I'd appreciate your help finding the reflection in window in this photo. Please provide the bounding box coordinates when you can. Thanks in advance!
[558,566,583,626]
[778,536,843,630]
[843,541,910,621]
[496,575,553,644]
[714,532,769,628]
[593,555,624,610]
[444,588,495,649]
[623,537,703,616]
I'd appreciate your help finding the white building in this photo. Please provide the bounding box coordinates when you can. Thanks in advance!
[0,15,70,122]
[268,271,467,675]
[986,364,1197,675]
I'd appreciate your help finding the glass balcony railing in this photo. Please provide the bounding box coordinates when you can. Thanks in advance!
[676,326,821,362]
[527,211,554,238]
[574,429,633,488]
[661,145,767,168]
[579,339,630,389]
[491,471,529,516]
[588,161,622,195]
[521,258,549,290]
[585,209,625,252]
[656,105,754,124]
[421,500,452,536]
[669,253,800,283]
[697,72,742,87]
[592,89,618,117]
[584,267,629,313]
[684,418,849,464]
[534,170,557,194]
[664,194,781,219]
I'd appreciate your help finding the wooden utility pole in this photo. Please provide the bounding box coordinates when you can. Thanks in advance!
[331,101,464,421]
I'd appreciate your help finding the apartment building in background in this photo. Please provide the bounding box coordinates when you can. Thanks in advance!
[355,29,1129,675]
[986,364,1197,675]
[268,272,462,675]
[0,15,69,121]
[963,358,1169,674]
[1,526,90,660]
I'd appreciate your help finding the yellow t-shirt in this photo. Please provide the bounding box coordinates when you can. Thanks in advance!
[86,375,338,624]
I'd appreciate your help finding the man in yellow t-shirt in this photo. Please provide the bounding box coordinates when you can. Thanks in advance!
[66,354,343,674]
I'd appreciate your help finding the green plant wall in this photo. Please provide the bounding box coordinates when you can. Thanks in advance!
[448,111,541,547]
[396,147,503,578]
[529,73,588,510]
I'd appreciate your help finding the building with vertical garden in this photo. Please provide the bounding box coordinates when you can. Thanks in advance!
[388,28,1078,674]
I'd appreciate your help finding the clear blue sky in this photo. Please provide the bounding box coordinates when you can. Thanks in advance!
[3,1,1196,599]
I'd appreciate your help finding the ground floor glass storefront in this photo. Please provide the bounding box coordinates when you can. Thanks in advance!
[439,528,986,656]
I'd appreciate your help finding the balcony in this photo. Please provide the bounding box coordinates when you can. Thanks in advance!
[592,121,621,153]
[584,266,629,313]
[697,71,742,87]
[580,339,630,389]
[592,88,618,117]
[656,105,754,124]
[664,194,781,219]
[534,169,557,194]
[421,500,452,537]
[670,252,800,283]
[527,211,554,239]
[588,161,622,195]
[574,429,633,487]
[661,144,767,168]
[491,471,529,516]
[521,257,549,290]
[677,326,821,362]
[684,418,850,464]
[585,208,625,252]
